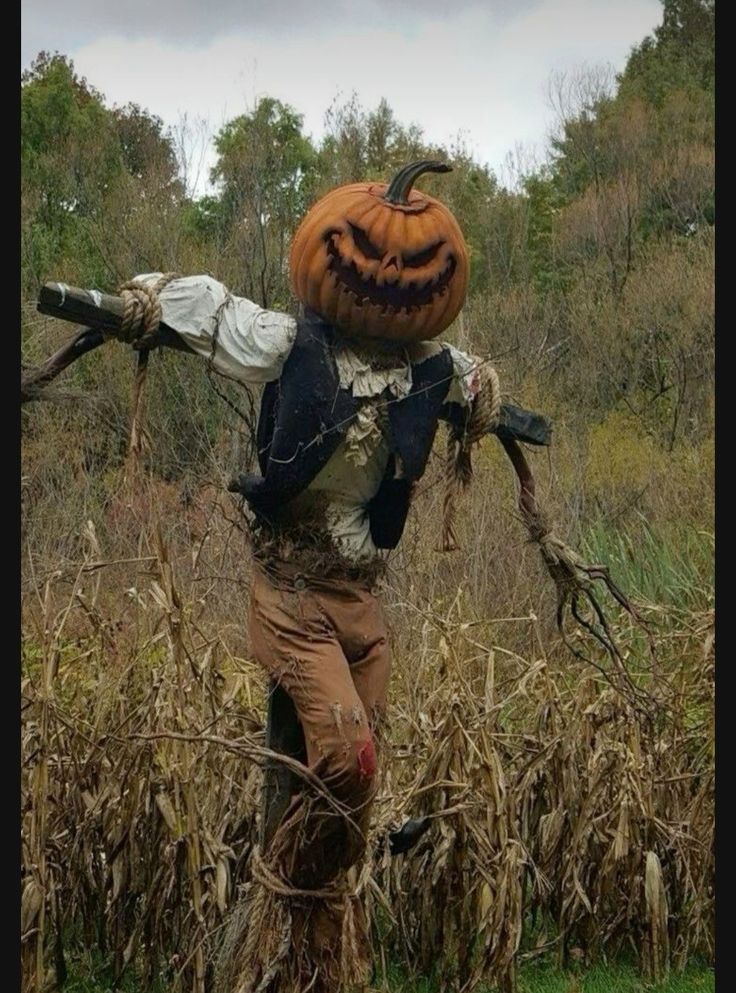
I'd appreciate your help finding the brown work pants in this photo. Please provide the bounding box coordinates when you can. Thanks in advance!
[248,560,391,889]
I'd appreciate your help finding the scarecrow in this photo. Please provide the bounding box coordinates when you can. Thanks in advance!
[25,160,634,992]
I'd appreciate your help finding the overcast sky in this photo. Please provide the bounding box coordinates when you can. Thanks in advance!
[22,0,661,194]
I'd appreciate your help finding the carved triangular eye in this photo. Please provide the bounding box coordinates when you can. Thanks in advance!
[403,241,445,268]
[349,223,383,261]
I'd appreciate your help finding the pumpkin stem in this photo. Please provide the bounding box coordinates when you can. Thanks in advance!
[383,160,452,205]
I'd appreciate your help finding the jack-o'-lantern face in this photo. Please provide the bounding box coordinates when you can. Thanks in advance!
[289,160,469,342]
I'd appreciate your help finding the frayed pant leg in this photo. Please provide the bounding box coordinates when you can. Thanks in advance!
[248,567,383,888]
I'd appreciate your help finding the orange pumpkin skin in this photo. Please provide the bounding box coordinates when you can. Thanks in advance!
[289,163,469,343]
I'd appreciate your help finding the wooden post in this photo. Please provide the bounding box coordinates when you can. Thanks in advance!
[22,282,195,403]
[37,282,127,331]
[21,326,106,402]
[260,681,307,850]
[35,282,192,352]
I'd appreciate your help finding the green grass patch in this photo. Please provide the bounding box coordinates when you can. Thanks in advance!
[582,517,713,608]
[64,956,167,993]
[381,959,714,993]
[58,941,718,992]
[516,959,714,993]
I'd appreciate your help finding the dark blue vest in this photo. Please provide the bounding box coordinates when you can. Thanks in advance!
[232,315,457,549]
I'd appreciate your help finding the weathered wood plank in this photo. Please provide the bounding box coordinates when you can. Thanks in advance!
[496,402,552,447]
[38,282,126,333]
[21,326,105,403]
[23,282,196,402]
[36,282,192,354]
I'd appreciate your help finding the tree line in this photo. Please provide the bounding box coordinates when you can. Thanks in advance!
[21,0,714,494]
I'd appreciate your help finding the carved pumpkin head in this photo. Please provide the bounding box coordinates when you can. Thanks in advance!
[289,160,469,342]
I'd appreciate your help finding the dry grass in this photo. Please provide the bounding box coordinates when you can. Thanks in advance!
[20,465,714,993]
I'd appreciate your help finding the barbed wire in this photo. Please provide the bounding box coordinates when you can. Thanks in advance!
[193,294,510,470]
[254,353,503,465]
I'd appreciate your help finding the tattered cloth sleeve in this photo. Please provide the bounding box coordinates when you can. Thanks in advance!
[442,341,482,409]
[435,341,498,551]
[134,273,298,385]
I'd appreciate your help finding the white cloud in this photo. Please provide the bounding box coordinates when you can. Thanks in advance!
[25,0,661,194]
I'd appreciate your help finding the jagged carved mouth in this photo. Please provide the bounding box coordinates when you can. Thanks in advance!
[325,233,457,314]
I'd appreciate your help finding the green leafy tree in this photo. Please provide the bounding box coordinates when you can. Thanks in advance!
[317,95,429,189]
[199,97,317,307]
[522,170,567,293]
[112,103,181,194]
[21,52,124,289]
[621,0,714,102]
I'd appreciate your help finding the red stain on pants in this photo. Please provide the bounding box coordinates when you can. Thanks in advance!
[357,736,377,779]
